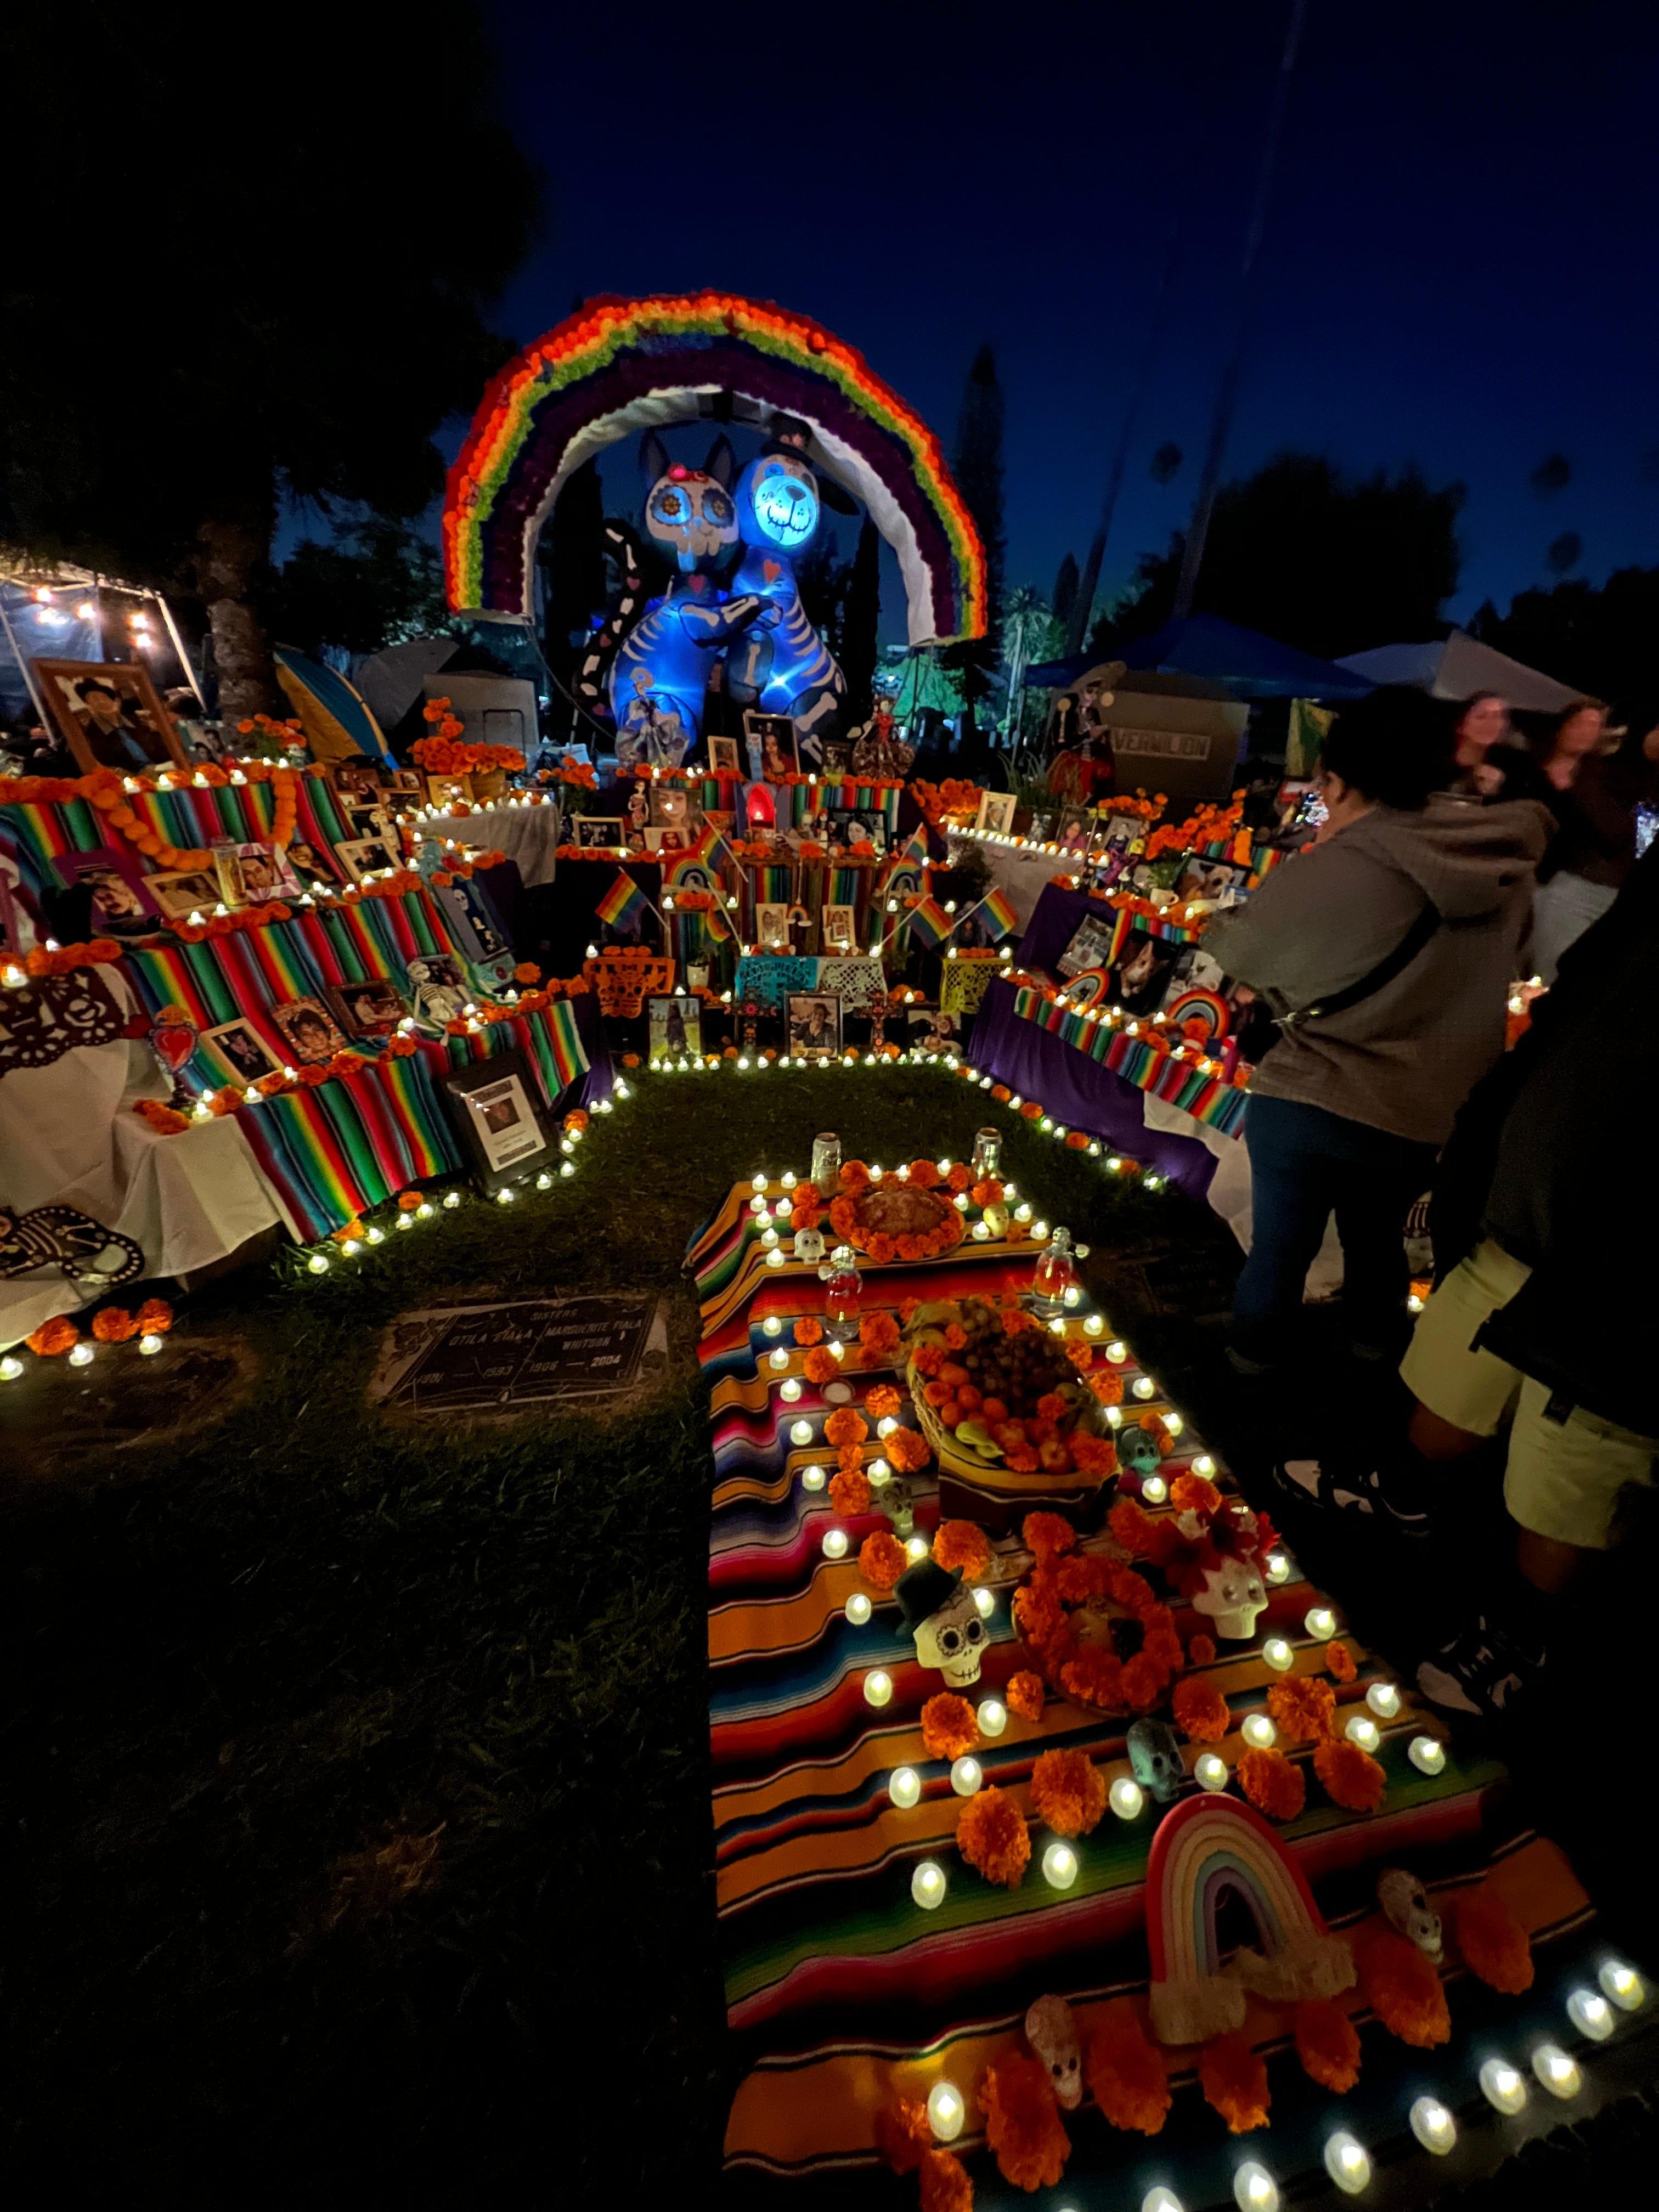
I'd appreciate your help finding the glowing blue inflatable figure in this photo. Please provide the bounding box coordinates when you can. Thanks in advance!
[721,430,846,747]
[608,434,771,765]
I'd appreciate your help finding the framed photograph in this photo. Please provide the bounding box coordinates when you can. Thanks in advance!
[33,658,188,774]
[825,808,887,854]
[144,866,223,920]
[755,902,793,952]
[574,816,626,849]
[817,736,853,777]
[336,836,399,884]
[331,761,385,802]
[787,992,842,1059]
[326,978,407,1039]
[1057,912,1118,979]
[432,872,509,963]
[706,734,741,777]
[643,826,688,854]
[346,800,395,845]
[202,1018,284,1088]
[284,836,340,887]
[51,847,158,936]
[1056,805,1097,853]
[820,904,857,952]
[1110,928,1183,1017]
[1174,854,1249,902]
[647,994,702,1061]
[907,1005,961,1052]
[1104,814,1146,848]
[385,769,425,802]
[269,995,349,1065]
[974,790,1017,836]
[647,783,697,834]
[442,1048,555,1193]
[746,710,798,781]
[215,840,300,906]
[405,952,470,1030]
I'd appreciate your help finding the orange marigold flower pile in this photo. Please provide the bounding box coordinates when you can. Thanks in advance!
[1294,1999,1362,2092]
[860,1531,908,1590]
[875,2097,931,2174]
[957,1786,1030,1889]
[1267,1675,1336,1742]
[803,1346,839,1386]
[91,1307,139,1343]
[859,1312,901,1357]
[1238,1746,1305,1821]
[885,1427,932,1474]
[1314,1739,1386,1813]
[136,1299,173,1333]
[1356,1925,1451,2046]
[932,1520,991,1581]
[1453,1885,1533,1993]
[980,2052,1068,2188]
[1029,1747,1106,1836]
[828,1467,872,1516]
[918,2148,973,2212]
[1086,2019,1170,2134]
[1169,1471,1222,1516]
[1006,1671,1045,1722]
[823,1407,868,1449]
[1326,1640,1357,1683]
[26,1316,80,1356]
[1022,1511,1077,1562]
[1199,2032,1271,2132]
[921,1692,980,1760]
[865,1383,902,1419]
[1171,1678,1230,1742]
[794,1317,823,1346]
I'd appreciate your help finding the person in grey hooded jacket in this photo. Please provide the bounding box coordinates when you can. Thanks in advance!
[1206,689,1553,1369]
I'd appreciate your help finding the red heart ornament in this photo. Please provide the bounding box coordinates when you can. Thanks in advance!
[763,561,782,584]
[151,1021,197,1072]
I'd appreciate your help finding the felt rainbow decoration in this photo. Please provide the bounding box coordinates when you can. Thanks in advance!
[1146,1793,1355,2045]
[444,293,986,648]
[1164,986,1231,1041]
[1057,964,1113,1011]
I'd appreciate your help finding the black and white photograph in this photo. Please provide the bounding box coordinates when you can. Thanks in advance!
[52,848,158,936]
[705,735,741,777]
[574,816,627,848]
[202,1018,283,1088]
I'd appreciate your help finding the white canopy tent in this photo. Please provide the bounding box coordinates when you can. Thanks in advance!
[1336,628,1579,714]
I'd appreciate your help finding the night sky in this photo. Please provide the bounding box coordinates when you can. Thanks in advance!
[481,0,1659,644]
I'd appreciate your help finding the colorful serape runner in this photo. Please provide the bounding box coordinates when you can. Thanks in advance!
[1012,986,1250,1138]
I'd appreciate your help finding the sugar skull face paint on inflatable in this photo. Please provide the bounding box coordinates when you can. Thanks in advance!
[743,453,821,551]
[645,463,738,574]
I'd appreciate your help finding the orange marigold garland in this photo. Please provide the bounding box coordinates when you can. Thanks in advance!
[91,1307,139,1343]
[1294,1999,1362,2092]
[1171,1679,1231,1743]
[860,1531,908,1590]
[921,1693,980,1761]
[1022,1511,1077,1562]
[918,2147,974,2212]
[932,1520,991,1581]
[1355,1925,1451,2047]
[980,2052,1068,2188]
[1267,1675,1337,1742]
[1452,1885,1534,1994]
[1199,2032,1271,2133]
[957,1786,1030,1888]
[828,1467,872,1516]
[1237,1746,1306,1821]
[26,1316,80,1356]
[1086,2018,1171,2135]
[1006,1671,1045,1722]
[1029,1748,1107,1836]
[1313,1738,1386,1813]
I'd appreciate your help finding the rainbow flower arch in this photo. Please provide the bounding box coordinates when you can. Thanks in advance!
[443,292,987,649]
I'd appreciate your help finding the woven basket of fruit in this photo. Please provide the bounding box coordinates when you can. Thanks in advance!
[905,1295,1117,1533]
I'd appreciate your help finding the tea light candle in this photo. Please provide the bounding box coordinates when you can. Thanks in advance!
[781,1171,797,1189]
[1233,2161,1278,2212]
[1265,1551,1290,1584]
[0,1355,24,1381]
[867,1458,891,1486]
[926,2080,965,2142]
[1480,2057,1527,2114]
[1365,1681,1401,1718]
[950,1756,982,1796]
[1084,1314,1104,1335]
[877,1415,898,1435]
[978,1697,1007,1737]
[972,1587,995,1620]
[1304,1605,1337,1639]
[1193,1453,1216,1476]
[905,1534,930,1563]
[1042,1840,1079,1889]
[864,1668,893,1706]
[1142,2187,1184,2212]
[751,1172,768,1190]
[1195,1753,1229,1792]
[762,1315,783,1336]
[769,1348,790,1371]
[889,1765,921,1809]
[1344,1714,1381,1753]
[1409,1734,1446,1775]
[780,1376,802,1401]
[1105,1405,1123,1429]
[1109,1776,1144,1820]
[801,1464,826,1491]
[766,1249,786,1268]
[1409,2096,1456,2154]
[1164,1413,1183,1437]
[790,1419,813,1446]
[972,1221,990,1241]
[1105,1340,1127,1363]
[845,1592,872,1626]
[1132,1375,1156,1400]
[1532,2044,1581,2100]
[822,1528,849,1561]
[1566,1988,1614,2041]
[67,1342,94,1367]
[911,1859,946,1909]
[1324,2132,1372,2195]
[1262,1637,1294,1673]
[1141,1474,1168,1505]
[1600,1960,1645,2011]
[1242,1714,1276,1750]
[773,1197,793,1218]
[749,1194,769,1214]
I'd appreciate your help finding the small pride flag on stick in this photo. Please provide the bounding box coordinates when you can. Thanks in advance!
[595,868,653,934]
[906,896,954,951]
[980,886,1020,940]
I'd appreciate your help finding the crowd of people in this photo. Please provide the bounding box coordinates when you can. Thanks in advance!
[1209,686,1658,1723]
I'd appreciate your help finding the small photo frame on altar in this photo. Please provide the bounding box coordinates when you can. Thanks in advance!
[51,847,159,937]
[336,836,399,883]
[1175,854,1249,902]
[326,979,407,1039]
[974,790,1017,836]
[33,657,189,774]
[432,873,509,963]
[202,1018,284,1088]
[820,904,857,952]
[1110,928,1183,1017]
[285,836,341,887]
[648,782,697,833]
[755,903,793,952]
[787,992,841,1058]
[385,769,425,803]
[644,826,688,854]
[270,995,350,1065]
[817,736,853,776]
[1057,911,1118,979]
[574,816,626,849]
[746,711,798,781]
[706,735,741,777]
[908,1005,961,1052]
[442,1048,555,1193]
[332,761,385,801]
[647,994,702,1062]
[1056,804,1097,852]
[145,865,222,919]
[216,840,300,906]
[1104,813,1146,848]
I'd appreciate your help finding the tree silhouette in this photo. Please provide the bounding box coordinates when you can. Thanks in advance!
[1469,564,1659,705]
[1149,442,1184,485]
[1545,532,1583,577]
[267,517,445,658]
[1052,552,1080,634]
[840,519,882,725]
[537,461,608,669]
[1091,451,1463,662]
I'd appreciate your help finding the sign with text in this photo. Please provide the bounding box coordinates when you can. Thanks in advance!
[373,1293,659,1410]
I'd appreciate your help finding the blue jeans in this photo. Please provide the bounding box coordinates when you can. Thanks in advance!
[1232,1096,1438,1361]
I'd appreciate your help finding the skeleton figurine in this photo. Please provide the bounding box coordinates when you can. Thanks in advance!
[1115,1423,1165,1480]
[1127,1717,1187,1803]
[1376,1868,1443,1960]
[1189,1551,1268,1641]
[793,1226,826,1265]
[1024,1995,1082,2110]
[877,1475,916,1539]
[895,1559,985,1688]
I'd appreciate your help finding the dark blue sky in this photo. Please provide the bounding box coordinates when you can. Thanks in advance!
[481,0,1659,645]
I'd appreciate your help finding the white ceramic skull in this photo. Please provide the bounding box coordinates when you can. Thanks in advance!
[981,1201,1011,1238]
[1128,1717,1187,1802]
[1191,1555,1267,1641]
[793,1227,826,1264]
[912,1584,987,1687]
[1024,1994,1082,2109]
[1377,1867,1442,1960]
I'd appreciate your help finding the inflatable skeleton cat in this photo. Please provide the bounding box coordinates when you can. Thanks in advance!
[721,429,847,747]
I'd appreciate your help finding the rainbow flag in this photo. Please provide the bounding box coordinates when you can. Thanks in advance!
[596,868,650,932]
[899,823,932,867]
[981,886,1020,941]
[907,896,953,951]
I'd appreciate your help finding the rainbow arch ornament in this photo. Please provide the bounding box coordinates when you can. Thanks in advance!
[444,293,987,649]
[1147,1793,1356,2045]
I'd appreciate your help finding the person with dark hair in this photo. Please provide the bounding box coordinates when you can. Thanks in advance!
[1205,688,1552,1370]
[1449,691,1510,793]
[1528,699,1659,979]
[73,678,153,768]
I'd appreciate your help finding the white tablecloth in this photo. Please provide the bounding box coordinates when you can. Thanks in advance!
[946,832,1069,931]
[438,800,564,886]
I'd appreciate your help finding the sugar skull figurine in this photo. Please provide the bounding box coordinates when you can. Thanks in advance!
[1024,1995,1082,2111]
[878,1475,916,1539]
[793,1226,826,1265]
[1377,1868,1442,1960]
[1127,1717,1187,1803]
[895,1558,985,1688]
[1116,1422,1166,1480]
[1190,1550,1268,1641]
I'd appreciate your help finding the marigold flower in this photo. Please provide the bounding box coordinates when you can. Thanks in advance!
[1006,1669,1045,1721]
[1238,1746,1305,1821]
[1313,1737,1386,1813]
[1294,1999,1361,2092]
[1060,1645,1125,1710]
[875,2098,930,2175]
[859,1531,907,1590]
[26,1316,79,1356]
[931,1520,990,1580]
[823,1408,868,1448]
[1087,2019,1170,2134]
[1267,1675,1337,1743]
[1187,1633,1216,1668]
[1171,1678,1230,1742]
[91,1307,138,1342]
[803,1347,839,1385]
[1355,1925,1451,2046]
[885,1427,932,1474]
[957,1786,1030,1889]
[918,2149,973,2212]
[1199,2032,1270,2132]
[1022,1510,1076,1561]
[859,1311,900,1357]
[1326,1640,1357,1683]
[1453,1884,1533,1993]
[980,2050,1067,2185]
[921,1692,979,1760]
[794,1317,823,1346]
[865,1383,901,1419]
[1169,1471,1222,1516]
[828,1466,872,1515]
[1030,1747,1106,1836]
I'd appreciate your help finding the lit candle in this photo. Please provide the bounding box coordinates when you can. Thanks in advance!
[1365,1681,1401,1719]
[845,1592,872,1626]
[1105,1406,1123,1429]
[1232,2161,1278,2212]
[1265,1551,1290,1584]
[1142,2188,1184,2212]
[1344,1714,1381,1753]
[1262,1638,1294,1672]
[1042,1840,1079,1889]
[307,1254,330,1274]
[0,1355,24,1381]
[751,1172,768,1190]
[1164,1413,1183,1437]
[889,1765,921,1809]
[864,1668,893,1707]
[1242,1714,1276,1750]
[749,1194,769,1215]
[138,1333,164,1356]
[1195,1753,1229,1792]
[972,1587,995,1620]
[926,2079,965,2142]
[1193,1453,1216,1476]
[801,1464,826,1491]
[1084,1315,1104,1336]
[1566,1988,1613,2041]
[1409,2097,1456,2154]
[1109,1776,1144,1820]
[877,1416,898,1436]
[906,1535,929,1562]
[1408,1735,1446,1775]
[867,1459,891,1486]
[1323,2132,1372,2195]
[781,1171,797,1189]
[912,1859,946,1909]
[978,1697,1007,1737]
[1532,2043,1581,2100]
[822,1529,849,1561]
[790,1420,813,1446]
[765,1249,785,1269]
[67,1342,94,1368]
[1479,2057,1527,2113]
[761,1314,783,1337]
[950,1756,982,1797]
[1304,1605,1337,1639]
[1132,1375,1156,1400]
[1600,1960,1645,2011]
[1105,1340,1126,1363]
[769,1348,790,1371]
[1141,1474,1168,1506]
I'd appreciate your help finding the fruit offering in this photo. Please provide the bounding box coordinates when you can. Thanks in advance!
[906,1296,1113,1483]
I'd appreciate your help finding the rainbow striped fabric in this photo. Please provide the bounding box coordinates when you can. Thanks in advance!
[1012,985,1250,1137]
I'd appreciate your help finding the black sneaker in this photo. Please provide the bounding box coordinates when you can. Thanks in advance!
[1274,1457,1433,1536]
[1416,1618,1541,1720]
